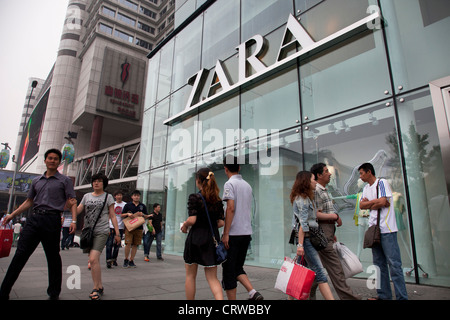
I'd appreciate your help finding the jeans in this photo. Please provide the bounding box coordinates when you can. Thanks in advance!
[61,227,74,249]
[105,229,124,262]
[143,231,162,258]
[372,232,408,300]
[303,237,328,284]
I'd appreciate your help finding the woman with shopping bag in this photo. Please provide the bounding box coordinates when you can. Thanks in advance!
[290,171,335,300]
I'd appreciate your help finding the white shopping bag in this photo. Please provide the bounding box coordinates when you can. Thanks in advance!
[333,242,363,278]
[274,256,315,300]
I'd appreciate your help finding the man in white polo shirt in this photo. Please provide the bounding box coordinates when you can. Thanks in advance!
[221,155,263,300]
[359,162,407,300]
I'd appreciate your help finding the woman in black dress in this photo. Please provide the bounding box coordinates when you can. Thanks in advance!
[181,168,225,300]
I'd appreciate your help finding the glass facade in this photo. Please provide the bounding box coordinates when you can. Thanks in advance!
[140,0,450,286]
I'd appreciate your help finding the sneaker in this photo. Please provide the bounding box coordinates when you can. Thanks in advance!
[106,261,112,269]
[144,256,150,262]
[249,291,264,300]
[113,260,118,267]
[157,257,164,261]
[128,260,137,268]
[123,259,129,268]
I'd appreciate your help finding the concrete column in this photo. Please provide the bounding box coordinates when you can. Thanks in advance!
[89,115,104,153]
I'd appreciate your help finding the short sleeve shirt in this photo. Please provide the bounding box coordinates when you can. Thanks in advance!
[222,174,253,236]
[361,178,397,234]
[81,193,115,234]
[122,202,148,230]
[27,171,76,211]
[110,201,126,229]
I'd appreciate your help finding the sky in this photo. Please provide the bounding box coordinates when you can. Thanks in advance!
[0,0,69,170]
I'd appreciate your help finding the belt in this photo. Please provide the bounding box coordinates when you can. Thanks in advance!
[34,209,61,215]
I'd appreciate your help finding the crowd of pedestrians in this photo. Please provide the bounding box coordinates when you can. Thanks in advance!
[0,148,408,301]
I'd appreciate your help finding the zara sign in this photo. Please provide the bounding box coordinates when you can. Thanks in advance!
[164,9,382,126]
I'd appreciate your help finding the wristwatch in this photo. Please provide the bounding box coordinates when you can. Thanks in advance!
[297,243,303,248]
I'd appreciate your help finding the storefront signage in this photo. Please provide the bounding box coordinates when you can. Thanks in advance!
[97,48,146,121]
[164,10,381,126]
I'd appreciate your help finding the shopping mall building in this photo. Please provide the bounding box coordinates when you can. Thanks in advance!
[137,0,450,287]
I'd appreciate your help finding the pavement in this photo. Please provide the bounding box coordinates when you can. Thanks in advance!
[1,244,450,303]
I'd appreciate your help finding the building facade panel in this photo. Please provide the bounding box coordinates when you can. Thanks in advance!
[140,0,450,287]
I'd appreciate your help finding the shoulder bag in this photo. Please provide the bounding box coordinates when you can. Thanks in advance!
[308,201,328,251]
[80,193,108,250]
[198,193,227,264]
[363,180,381,249]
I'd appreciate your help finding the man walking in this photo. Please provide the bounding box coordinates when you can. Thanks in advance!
[144,203,164,261]
[359,162,408,300]
[0,149,77,300]
[221,155,263,300]
[310,163,360,300]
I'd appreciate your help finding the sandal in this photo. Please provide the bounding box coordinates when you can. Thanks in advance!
[90,289,101,300]
[367,296,382,300]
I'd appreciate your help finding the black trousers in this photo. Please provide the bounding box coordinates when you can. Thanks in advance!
[0,213,62,299]
[222,235,251,291]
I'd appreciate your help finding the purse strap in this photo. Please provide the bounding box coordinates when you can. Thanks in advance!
[375,180,381,227]
[92,193,108,230]
[198,192,219,247]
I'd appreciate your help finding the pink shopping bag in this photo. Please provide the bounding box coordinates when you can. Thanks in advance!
[0,218,13,258]
[275,256,316,300]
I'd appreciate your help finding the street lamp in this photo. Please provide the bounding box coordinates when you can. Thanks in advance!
[7,80,38,214]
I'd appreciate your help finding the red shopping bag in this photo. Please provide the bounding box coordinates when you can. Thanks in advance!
[275,256,316,300]
[0,219,13,258]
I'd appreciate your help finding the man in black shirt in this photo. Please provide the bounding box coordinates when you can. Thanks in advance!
[144,203,164,261]
[122,190,149,268]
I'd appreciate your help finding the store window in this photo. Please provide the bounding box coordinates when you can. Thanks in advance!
[380,0,450,92]
[396,88,450,286]
[299,0,391,121]
[241,65,300,132]
[302,100,413,278]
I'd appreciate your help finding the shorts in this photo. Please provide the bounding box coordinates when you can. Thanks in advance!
[82,233,109,254]
[125,228,143,246]
[222,235,251,291]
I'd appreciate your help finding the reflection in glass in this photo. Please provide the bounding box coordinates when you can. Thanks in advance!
[397,89,450,286]
[202,0,240,69]
[156,40,174,101]
[139,107,155,173]
[380,0,450,91]
[299,0,391,121]
[241,65,300,132]
[151,100,170,168]
[241,0,293,41]
[165,162,196,254]
[172,16,202,92]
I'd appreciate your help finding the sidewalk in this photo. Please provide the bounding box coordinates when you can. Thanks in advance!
[1,244,450,301]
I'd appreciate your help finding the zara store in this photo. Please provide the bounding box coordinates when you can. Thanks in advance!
[137,0,450,287]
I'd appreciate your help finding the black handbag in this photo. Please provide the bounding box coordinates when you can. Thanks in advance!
[363,180,381,249]
[198,193,227,264]
[309,224,328,251]
[80,193,108,250]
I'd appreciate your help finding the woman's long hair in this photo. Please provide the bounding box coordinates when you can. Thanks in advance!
[196,168,221,203]
[290,171,314,204]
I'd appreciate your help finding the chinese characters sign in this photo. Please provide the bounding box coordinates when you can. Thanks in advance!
[97,48,146,121]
